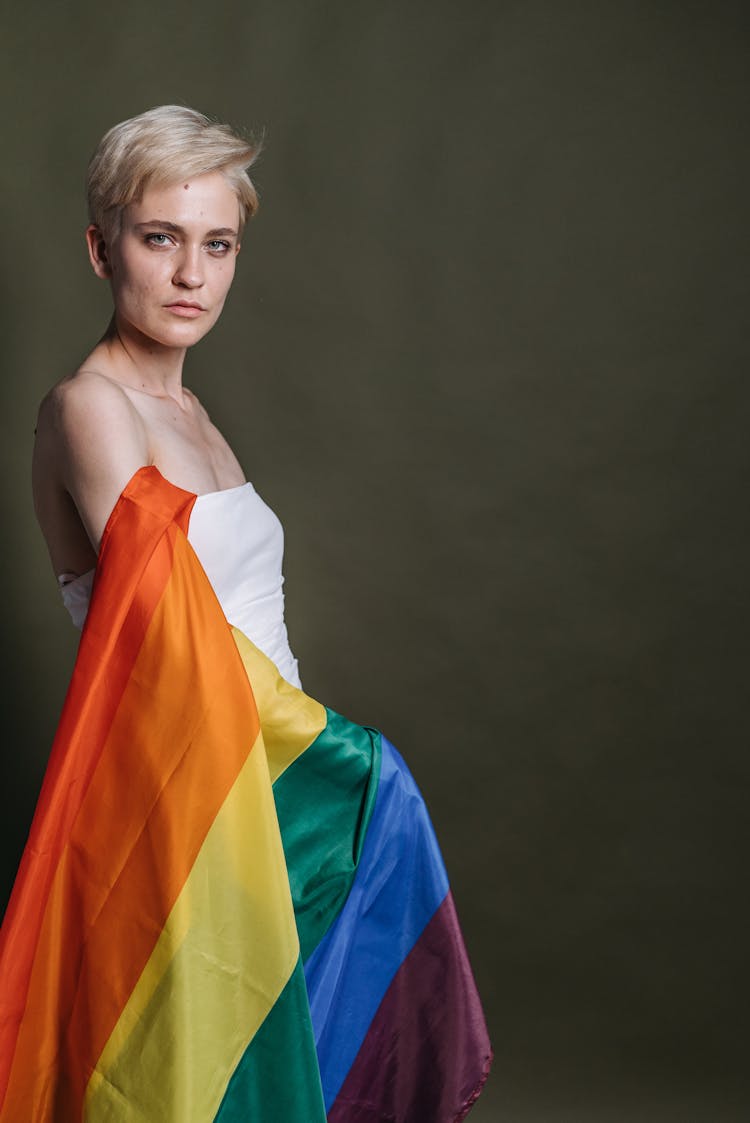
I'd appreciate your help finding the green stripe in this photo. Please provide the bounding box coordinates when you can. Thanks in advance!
[213,957,326,1122]
[215,710,381,1120]
[273,709,382,959]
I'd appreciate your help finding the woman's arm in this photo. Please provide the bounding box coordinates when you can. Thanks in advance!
[33,372,150,572]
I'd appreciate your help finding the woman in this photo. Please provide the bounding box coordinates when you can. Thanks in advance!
[1,107,490,1121]
[32,107,306,682]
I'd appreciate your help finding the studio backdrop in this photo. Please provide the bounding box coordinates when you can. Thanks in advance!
[1,3,748,1120]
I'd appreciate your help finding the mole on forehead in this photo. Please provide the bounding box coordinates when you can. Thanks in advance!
[183,183,190,190]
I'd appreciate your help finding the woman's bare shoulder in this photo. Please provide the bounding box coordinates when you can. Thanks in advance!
[33,370,151,553]
[36,369,143,444]
[36,369,149,484]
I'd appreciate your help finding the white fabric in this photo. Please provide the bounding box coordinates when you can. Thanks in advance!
[58,481,301,688]
[57,569,95,631]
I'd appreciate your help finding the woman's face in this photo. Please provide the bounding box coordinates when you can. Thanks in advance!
[91,171,242,350]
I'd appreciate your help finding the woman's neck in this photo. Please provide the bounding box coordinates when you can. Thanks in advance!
[89,317,190,405]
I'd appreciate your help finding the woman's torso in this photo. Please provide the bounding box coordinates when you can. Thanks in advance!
[35,365,301,683]
[59,477,302,688]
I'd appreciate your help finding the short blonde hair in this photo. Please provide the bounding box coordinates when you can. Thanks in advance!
[87,105,261,242]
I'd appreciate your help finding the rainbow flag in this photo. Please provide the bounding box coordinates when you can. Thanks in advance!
[0,467,491,1121]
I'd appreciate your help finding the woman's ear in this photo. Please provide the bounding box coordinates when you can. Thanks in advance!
[85,224,112,279]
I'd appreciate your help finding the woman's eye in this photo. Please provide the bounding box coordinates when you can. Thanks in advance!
[145,233,171,247]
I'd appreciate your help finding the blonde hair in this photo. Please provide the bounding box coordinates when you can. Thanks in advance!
[87,105,261,242]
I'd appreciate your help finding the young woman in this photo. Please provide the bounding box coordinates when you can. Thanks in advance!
[32,107,302,686]
[1,106,490,1121]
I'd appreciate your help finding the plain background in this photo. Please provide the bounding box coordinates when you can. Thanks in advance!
[1,3,748,1120]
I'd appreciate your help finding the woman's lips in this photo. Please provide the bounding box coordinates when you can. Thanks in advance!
[165,302,204,318]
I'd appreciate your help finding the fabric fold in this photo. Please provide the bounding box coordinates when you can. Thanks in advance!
[0,465,491,1122]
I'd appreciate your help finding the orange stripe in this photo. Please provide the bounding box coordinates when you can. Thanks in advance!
[0,474,257,1121]
[2,530,259,1119]
[0,469,193,1108]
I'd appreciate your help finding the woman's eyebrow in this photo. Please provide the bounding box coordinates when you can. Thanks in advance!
[134,220,183,232]
[133,220,238,237]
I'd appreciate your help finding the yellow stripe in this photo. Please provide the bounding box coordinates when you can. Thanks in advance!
[230,626,327,782]
[84,727,297,1122]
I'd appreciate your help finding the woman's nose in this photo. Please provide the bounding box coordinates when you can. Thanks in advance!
[173,246,204,288]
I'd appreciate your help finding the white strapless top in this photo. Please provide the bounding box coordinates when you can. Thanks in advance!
[58,481,301,689]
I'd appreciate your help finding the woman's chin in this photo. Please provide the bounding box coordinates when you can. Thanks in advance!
[125,315,217,351]
[162,322,213,348]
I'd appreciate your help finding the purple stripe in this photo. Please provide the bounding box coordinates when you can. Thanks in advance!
[327,892,492,1123]
[304,737,450,1108]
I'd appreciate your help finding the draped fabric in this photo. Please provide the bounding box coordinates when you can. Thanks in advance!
[0,467,491,1121]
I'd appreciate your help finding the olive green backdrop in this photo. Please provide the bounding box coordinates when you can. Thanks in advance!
[1,3,747,1120]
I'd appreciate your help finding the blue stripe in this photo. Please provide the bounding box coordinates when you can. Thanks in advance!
[303,737,450,1110]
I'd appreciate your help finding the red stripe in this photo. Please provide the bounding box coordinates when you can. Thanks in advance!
[327,892,492,1123]
[0,469,195,1107]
